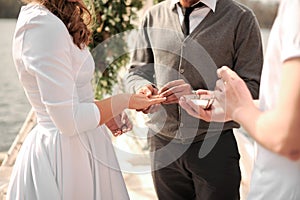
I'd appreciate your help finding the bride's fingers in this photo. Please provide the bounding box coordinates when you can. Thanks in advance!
[121,113,133,131]
[112,129,122,137]
[149,96,166,105]
[125,122,133,131]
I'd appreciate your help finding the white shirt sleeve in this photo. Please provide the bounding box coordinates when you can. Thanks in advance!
[280,0,300,62]
[21,14,100,136]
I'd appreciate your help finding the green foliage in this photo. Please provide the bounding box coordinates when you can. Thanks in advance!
[153,0,165,4]
[85,0,143,99]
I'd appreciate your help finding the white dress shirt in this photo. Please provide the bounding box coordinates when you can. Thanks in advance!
[171,0,217,35]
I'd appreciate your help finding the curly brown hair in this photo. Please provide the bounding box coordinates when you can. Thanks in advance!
[22,0,92,49]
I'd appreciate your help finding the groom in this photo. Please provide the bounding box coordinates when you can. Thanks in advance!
[125,0,263,199]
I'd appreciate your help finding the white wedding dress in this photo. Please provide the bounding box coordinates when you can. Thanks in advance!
[7,3,129,200]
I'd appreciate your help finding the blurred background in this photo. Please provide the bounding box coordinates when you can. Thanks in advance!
[0,0,28,153]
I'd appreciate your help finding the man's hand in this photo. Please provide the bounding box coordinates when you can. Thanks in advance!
[138,84,158,97]
[179,89,231,122]
[105,111,133,137]
[158,79,192,104]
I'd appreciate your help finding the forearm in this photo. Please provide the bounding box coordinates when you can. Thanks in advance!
[95,94,131,125]
[95,93,166,125]
[234,104,300,160]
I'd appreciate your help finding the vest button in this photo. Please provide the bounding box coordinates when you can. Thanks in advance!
[180,68,185,74]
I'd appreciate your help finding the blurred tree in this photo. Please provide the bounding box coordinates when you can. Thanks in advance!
[85,0,143,99]
[153,0,164,4]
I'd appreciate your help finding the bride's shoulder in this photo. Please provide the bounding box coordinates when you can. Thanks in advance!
[18,3,68,36]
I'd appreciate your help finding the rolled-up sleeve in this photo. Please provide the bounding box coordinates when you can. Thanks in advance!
[280,0,300,62]
[21,15,100,136]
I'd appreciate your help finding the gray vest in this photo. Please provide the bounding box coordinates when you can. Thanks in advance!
[125,0,263,142]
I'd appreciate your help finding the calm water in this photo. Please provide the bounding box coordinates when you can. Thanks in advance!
[0,19,31,152]
[0,18,270,152]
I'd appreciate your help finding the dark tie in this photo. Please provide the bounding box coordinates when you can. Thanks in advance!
[181,1,205,36]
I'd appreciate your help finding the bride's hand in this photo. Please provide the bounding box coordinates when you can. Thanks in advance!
[129,94,166,111]
[105,111,133,137]
[136,84,160,114]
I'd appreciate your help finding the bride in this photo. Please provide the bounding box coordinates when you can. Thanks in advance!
[7,0,165,199]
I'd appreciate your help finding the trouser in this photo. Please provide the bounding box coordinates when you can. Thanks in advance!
[148,129,241,200]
